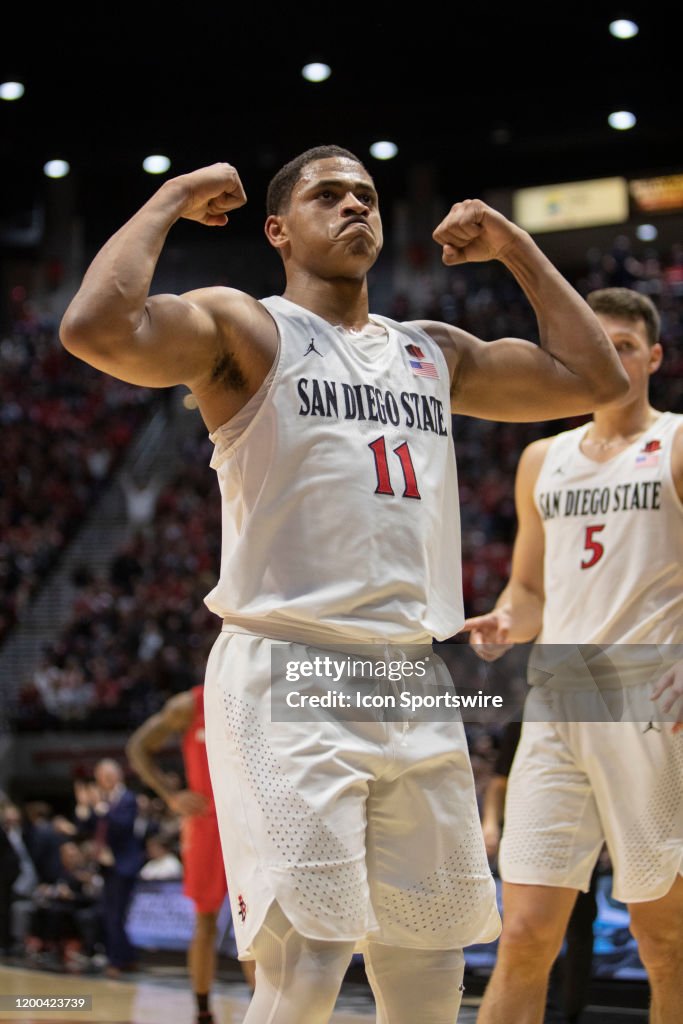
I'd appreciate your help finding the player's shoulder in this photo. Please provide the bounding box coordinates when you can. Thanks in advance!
[669,414,683,493]
[406,319,465,352]
[517,436,554,484]
[521,435,554,463]
[403,319,467,379]
[181,285,272,328]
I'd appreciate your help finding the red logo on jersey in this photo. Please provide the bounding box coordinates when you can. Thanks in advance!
[237,894,247,921]
[641,440,661,453]
[405,343,425,359]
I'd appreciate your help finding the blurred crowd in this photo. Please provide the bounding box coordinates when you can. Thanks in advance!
[0,301,153,645]
[0,761,186,971]
[13,442,220,730]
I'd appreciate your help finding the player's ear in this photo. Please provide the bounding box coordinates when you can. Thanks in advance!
[265,214,289,251]
[648,342,663,374]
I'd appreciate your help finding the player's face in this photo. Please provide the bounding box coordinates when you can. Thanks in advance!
[597,313,663,405]
[267,157,383,279]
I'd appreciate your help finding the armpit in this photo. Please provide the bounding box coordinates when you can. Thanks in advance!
[211,348,248,390]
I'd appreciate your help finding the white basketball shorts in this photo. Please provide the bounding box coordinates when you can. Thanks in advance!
[499,688,683,903]
[203,629,501,958]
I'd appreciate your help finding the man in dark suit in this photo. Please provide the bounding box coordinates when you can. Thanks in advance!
[75,759,145,975]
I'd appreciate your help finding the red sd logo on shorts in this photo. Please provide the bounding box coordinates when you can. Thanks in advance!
[238,894,247,921]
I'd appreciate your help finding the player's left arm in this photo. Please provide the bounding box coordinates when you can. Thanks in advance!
[414,200,628,421]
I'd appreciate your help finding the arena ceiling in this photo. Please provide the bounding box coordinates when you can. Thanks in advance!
[2,3,681,236]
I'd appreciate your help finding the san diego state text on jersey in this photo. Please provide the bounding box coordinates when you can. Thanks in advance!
[296,376,449,437]
[538,479,662,520]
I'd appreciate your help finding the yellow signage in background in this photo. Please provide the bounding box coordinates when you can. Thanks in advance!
[513,177,629,233]
[630,174,683,213]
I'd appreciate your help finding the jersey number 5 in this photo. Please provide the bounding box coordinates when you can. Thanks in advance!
[368,437,421,499]
[581,524,605,569]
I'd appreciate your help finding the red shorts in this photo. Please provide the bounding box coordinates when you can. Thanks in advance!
[182,812,228,914]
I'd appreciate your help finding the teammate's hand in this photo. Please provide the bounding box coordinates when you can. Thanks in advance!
[168,789,209,816]
[650,661,683,734]
[167,163,247,227]
[433,200,524,265]
[462,609,514,662]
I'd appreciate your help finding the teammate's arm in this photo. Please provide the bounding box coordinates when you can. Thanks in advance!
[463,439,548,658]
[60,164,278,423]
[672,422,683,504]
[126,691,207,814]
[416,201,628,420]
[649,425,683,732]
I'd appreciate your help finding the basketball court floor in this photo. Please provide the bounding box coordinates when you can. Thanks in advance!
[0,963,483,1023]
[0,962,650,1023]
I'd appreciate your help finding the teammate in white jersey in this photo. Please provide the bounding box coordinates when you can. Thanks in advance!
[466,288,683,1024]
[60,148,626,1024]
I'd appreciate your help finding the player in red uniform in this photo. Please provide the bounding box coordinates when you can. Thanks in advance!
[127,687,255,1024]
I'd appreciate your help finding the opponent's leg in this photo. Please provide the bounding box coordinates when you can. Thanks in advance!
[363,942,465,1024]
[243,902,354,1024]
[188,911,217,1023]
[477,883,578,1024]
[628,874,683,1024]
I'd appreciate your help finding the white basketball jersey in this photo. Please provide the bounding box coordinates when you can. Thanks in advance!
[535,412,683,644]
[204,296,463,643]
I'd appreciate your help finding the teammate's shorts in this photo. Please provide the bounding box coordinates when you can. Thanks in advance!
[182,813,228,914]
[203,630,501,959]
[499,688,683,903]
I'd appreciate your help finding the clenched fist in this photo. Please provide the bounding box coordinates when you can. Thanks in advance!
[433,199,524,265]
[166,163,247,226]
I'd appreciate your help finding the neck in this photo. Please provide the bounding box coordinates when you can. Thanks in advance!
[591,397,659,441]
[283,273,370,331]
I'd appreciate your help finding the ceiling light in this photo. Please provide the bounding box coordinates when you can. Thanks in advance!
[0,81,25,101]
[143,155,171,174]
[302,63,331,83]
[608,110,636,130]
[609,19,638,39]
[43,160,70,179]
[370,141,398,160]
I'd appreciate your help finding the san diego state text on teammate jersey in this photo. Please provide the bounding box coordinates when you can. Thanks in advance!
[538,479,662,520]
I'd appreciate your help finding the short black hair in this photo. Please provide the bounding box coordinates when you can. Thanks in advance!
[266,145,365,216]
[587,287,661,347]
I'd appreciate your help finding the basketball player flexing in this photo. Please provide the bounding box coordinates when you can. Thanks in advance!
[60,148,626,1024]
[127,687,255,1024]
[466,288,683,1024]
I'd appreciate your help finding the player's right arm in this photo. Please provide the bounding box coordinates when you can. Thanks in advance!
[126,691,207,814]
[463,438,550,659]
[60,164,278,429]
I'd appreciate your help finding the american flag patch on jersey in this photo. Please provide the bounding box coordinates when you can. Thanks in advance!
[405,343,439,379]
[635,438,661,468]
